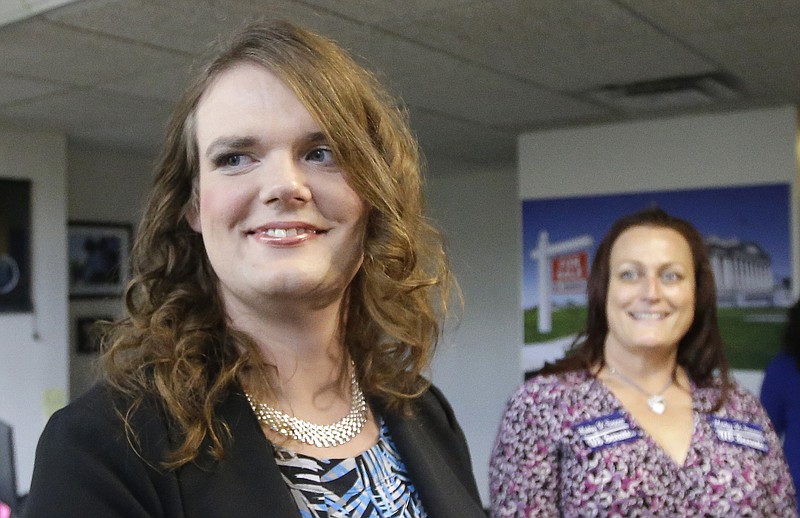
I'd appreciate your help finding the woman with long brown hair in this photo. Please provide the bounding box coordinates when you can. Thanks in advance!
[491,207,795,516]
[25,20,484,518]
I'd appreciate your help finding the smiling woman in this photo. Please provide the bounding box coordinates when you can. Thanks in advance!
[490,207,797,516]
[24,20,485,518]
[187,62,368,317]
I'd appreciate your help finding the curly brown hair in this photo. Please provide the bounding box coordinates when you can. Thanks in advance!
[539,207,730,406]
[101,20,456,467]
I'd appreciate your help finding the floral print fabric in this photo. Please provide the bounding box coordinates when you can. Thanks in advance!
[490,370,797,517]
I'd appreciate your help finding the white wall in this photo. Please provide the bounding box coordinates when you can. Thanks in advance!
[518,105,799,394]
[63,148,519,506]
[66,144,152,399]
[0,125,68,494]
[11,105,791,503]
[426,159,522,506]
[63,148,521,506]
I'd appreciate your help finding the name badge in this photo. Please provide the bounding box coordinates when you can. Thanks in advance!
[574,411,642,451]
[709,416,769,453]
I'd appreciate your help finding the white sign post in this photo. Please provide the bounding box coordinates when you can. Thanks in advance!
[530,231,593,333]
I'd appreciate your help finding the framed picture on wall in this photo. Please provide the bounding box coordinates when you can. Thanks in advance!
[0,178,33,312]
[521,183,792,374]
[68,221,132,298]
[75,315,112,354]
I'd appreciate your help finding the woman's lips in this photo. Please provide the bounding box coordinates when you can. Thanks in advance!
[255,227,320,238]
[246,224,327,244]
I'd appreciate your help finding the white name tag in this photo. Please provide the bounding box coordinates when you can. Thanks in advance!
[574,411,642,451]
[709,416,769,453]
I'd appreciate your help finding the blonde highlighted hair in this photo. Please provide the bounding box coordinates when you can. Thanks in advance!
[101,20,457,467]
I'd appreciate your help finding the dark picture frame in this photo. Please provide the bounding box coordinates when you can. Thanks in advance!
[68,221,132,298]
[0,178,33,312]
[76,315,111,354]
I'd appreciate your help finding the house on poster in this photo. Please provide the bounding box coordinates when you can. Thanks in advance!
[522,183,792,375]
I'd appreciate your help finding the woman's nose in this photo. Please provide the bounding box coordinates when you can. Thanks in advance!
[642,275,661,300]
[259,154,312,206]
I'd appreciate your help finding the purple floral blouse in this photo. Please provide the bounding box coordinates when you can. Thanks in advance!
[490,370,797,517]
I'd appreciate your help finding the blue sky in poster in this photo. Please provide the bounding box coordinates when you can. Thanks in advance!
[521,183,791,309]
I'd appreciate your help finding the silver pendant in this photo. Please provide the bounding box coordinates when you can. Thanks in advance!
[647,395,665,414]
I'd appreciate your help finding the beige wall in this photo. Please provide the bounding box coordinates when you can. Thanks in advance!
[426,159,523,505]
[0,125,68,493]
[517,104,799,394]
[5,104,794,501]
[66,144,152,399]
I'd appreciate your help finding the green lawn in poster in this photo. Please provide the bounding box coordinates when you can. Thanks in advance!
[524,305,784,370]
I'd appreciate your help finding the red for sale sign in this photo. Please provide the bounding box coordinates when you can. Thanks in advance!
[551,251,588,294]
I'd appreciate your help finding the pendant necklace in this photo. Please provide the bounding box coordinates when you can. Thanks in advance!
[607,365,674,415]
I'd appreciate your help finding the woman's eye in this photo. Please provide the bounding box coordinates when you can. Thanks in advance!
[661,271,682,282]
[213,153,251,169]
[619,269,639,281]
[225,155,243,167]
[306,147,334,164]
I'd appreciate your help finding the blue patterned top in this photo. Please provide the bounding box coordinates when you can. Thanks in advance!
[274,418,427,517]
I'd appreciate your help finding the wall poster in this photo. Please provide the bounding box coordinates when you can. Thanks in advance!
[68,221,132,298]
[0,178,32,312]
[522,183,792,374]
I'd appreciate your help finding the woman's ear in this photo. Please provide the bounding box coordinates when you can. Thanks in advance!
[186,207,202,233]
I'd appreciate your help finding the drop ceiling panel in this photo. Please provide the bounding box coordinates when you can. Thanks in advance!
[0,73,69,106]
[45,0,255,54]
[299,0,473,25]
[679,20,800,101]
[350,30,609,128]
[409,107,516,165]
[550,39,715,91]
[45,0,356,56]
[0,18,189,87]
[0,88,172,134]
[386,0,714,90]
[0,0,795,166]
[0,0,80,26]
[70,117,166,154]
[618,0,800,34]
[101,60,194,103]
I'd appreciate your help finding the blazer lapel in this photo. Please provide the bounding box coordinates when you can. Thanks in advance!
[383,395,487,518]
[176,390,298,518]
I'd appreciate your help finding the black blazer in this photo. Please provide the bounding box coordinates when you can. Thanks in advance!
[24,382,486,517]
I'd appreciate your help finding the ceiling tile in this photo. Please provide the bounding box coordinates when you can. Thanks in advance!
[44,0,249,55]
[386,0,714,90]
[44,0,354,55]
[618,0,800,34]
[101,60,194,103]
[69,117,165,155]
[299,0,473,25]
[408,107,516,166]
[0,0,795,167]
[0,73,69,106]
[0,18,189,87]
[0,0,79,26]
[679,20,800,101]
[0,88,172,136]
[347,28,610,129]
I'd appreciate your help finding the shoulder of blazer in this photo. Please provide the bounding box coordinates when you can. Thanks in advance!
[25,382,184,518]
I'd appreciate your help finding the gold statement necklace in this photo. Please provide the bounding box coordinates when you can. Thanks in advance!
[245,362,368,448]
[607,366,674,415]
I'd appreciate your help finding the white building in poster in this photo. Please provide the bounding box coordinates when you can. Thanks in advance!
[706,235,774,306]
